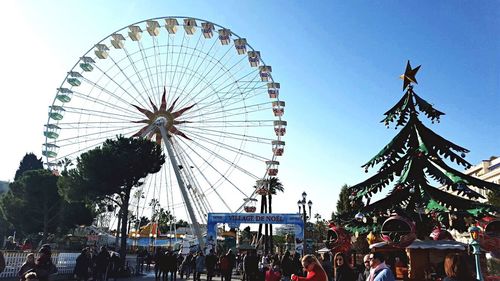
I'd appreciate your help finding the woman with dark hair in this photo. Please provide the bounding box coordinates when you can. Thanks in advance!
[18,253,36,281]
[74,248,91,281]
[333,253,355,281]
[291,254,327,281]
[443,253,474,281]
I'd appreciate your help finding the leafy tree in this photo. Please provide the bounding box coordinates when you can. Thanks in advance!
[0,169,94,240]
[255,177,284,254]
[267,177,284,254]
[336,184,363,215]
[154,208,175,234]
[139,216,151,228]
[14,153,43,180]
[487,190,500,208]
[346,61,499,237]
[58,136,164,262]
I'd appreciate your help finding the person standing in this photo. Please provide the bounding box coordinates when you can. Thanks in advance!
[18,253,36,281]
[367,253,395,281]
[194,251,206,281]
[244,250,259,281]
[291,255,327,281]
[226,250,236,281]
[280,251,293,281]
[333,253,354,281]
[35,245,57,281]
[74,248,91,281]
[357,255,370,281]
[265,263,282,281]
[206,250,218,281]
[442,253,474,281]
[219,253,231,281]
[320,253,333,281]
[0,250,5,274]
[94,246,110,281]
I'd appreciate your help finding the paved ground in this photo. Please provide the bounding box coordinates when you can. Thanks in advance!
[124,270,243,281]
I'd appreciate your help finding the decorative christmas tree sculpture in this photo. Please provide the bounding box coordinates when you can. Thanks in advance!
[347,61,499,237]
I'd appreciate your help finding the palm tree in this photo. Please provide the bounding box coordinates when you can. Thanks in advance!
[267,177,284,254]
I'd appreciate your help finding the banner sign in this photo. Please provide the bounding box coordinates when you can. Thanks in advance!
[207,213,304,254]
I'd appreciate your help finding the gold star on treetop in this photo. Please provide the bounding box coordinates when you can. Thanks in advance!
[400,60,421,91]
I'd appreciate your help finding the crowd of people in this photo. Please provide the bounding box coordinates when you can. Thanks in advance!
[0,246,477,281]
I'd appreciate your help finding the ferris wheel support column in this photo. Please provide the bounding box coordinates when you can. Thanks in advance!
[155,120,205,250]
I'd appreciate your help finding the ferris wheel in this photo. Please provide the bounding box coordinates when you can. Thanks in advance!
[42,16,287,244]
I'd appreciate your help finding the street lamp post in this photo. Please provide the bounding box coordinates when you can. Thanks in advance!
[298,192,312,254]
[469,226,484,281]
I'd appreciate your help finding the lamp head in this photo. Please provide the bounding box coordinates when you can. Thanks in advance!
[307,200,313,207]
[469,226,480,241]
[302,191,307,200]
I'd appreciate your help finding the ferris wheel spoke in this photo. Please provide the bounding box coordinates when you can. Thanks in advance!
[170,139,228,213]
[181,127,272,146]
[182,129,270,162]
[181,126,275,144]
[182,85,268,119]
[185,119,275,127]
[175,136,253,199]
[121,47,156,107]
[168,33,187,99]
[173,33,203,105]
[54,124,141,144]
[178,135,261,182]
[137,41,159,102]
[186,101,271,121]
[72,91,143,117]
[151,36,163,106]
[175,41,236,109]
[176,52,245,111]
[54,127,139,148]
[62,106,139,122]
[172,35,218,107]
[84,58,150,110]
[180,70,263,113]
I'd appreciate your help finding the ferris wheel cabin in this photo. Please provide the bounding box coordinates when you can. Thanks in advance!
[42,143,59,158]
[49,105,65,120]
[218,28,231,45]
[183,18,197,35]
[272,140,285,156]
[248,51,260,67]
[56,88,73,103]
[267,82,280,98]
[273,120,287,136]
[79,56,95,72]
[272,101,285,117]
[266,160,280,176]
[111,34,125,49]
[201,22,214,38]
[259,65,272,81]
[128,25,143,41]
[165,18,179,34]
[234,38,247,55]
[146,20,161,36]
[94,43,109,59]
[44,124,61,139]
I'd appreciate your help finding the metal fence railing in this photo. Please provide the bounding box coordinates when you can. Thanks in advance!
[0,252,137,279]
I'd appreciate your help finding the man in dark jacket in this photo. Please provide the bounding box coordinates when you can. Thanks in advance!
[226,250,236,281]
[94,246,110,281]
[243,250,259,281]
[205,250,218,281]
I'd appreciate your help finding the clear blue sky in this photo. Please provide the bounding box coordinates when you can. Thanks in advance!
[0,0,498,221]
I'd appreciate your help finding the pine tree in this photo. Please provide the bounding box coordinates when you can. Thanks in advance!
[347,61,499,237]
[14,153,44,180]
